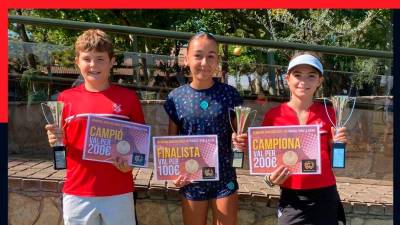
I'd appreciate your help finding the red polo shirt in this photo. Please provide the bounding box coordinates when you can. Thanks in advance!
[59,84,145,196]
[262,102,336,190]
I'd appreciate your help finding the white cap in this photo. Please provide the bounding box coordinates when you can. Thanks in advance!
[287,54,323,75]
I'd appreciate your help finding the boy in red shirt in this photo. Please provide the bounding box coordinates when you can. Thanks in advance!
[45,29,144,225]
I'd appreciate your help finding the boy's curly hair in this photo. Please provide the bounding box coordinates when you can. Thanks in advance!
[75,29,114,59]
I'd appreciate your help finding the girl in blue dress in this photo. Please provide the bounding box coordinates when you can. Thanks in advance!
[164,32,247,225]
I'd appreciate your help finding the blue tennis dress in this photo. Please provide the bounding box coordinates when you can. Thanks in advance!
[164,81,243,200]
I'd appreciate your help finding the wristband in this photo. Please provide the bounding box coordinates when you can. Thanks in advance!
[263,174,275,188]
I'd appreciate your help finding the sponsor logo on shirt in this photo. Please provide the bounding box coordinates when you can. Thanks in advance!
[113,103,122,113]
[314,120,328,134]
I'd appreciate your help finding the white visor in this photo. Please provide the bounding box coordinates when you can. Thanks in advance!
[287,54,323,75]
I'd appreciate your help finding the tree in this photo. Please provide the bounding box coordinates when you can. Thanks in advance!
[9,9,392,96]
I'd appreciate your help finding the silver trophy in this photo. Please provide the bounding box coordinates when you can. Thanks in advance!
[41,101,67,170]
[323,95,356,168]
[229,106,257,168]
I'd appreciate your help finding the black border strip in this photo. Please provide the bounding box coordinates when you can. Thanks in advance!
[393,9,399,225]
[0,123,7,225]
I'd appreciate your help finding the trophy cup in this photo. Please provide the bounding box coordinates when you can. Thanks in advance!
[229,106,257,168]
[41,101,67,170]
[323,95,356,168]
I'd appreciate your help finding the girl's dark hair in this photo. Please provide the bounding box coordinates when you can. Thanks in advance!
[187,32,218,52]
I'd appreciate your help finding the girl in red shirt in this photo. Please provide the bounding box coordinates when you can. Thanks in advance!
[262,52,348,225]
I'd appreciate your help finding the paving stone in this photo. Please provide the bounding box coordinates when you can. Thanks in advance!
[364,219,393,225]
[251,193,269,202]
[22,179,41,191]
[148,187,166,200]
[30,161,53,169]
[384,204,393,216]
[8,193,41,225]
[8,177,22,191]
[368,203,385,215]
[238,209,256,224]
[238,192,252,202]
[342,202,353,213]
[268,197,279,208]
[135,168,153,181]
[8,160,27,168]
[59,181,64,192]
[8,170,18,176]
[46,171,65,180]
[135,179,150,188]
[40,180,60,192]
[353,202,369,214]
[13,168,42,177]
[132,168,140,178]
[29,172,53,179]
[10,164,33,172]
[135,189,149,199]
[350,217,365,225]
[165,188,181,201]
[8,158,393,221]
[150,177,166,188]
[35,197,62,225]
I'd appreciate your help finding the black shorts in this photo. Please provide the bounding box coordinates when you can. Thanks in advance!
[277,186,346,225]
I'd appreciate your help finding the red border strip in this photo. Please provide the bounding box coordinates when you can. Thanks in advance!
[1,9,7,123]
[5,0,400,9]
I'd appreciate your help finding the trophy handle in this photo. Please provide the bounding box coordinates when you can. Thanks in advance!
[62,102,73,129]
[323,98,336,128]
[228,108,236,133]
[41,103,53,125]
[41,101,70,129]
[249,110,257,127]
[341,97,356,128]
[323,97,356,129]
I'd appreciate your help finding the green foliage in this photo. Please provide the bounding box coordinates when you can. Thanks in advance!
[20,68,40,90]
[20,68,48,104]
[50,48,75,67]
[352,57,381,89]
[227,46,256,74]
[27,90,48,104]
[9,9,198,55]
[8,9,392,96]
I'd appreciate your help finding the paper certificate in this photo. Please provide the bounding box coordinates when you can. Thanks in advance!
[153,135,219,181]
[82,115,151,167]
[249,125,321,175]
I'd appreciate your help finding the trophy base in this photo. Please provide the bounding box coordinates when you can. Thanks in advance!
[332,142,346,168]
[232,151,244,168]
[53,146,67,170]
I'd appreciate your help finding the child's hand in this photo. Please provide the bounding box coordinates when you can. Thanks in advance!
[113,157,132,173]
[332,127,348,144]
[173,175,191,188]
[269,166,291,185]
[232,132,248,152]
[45,124,63,147]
